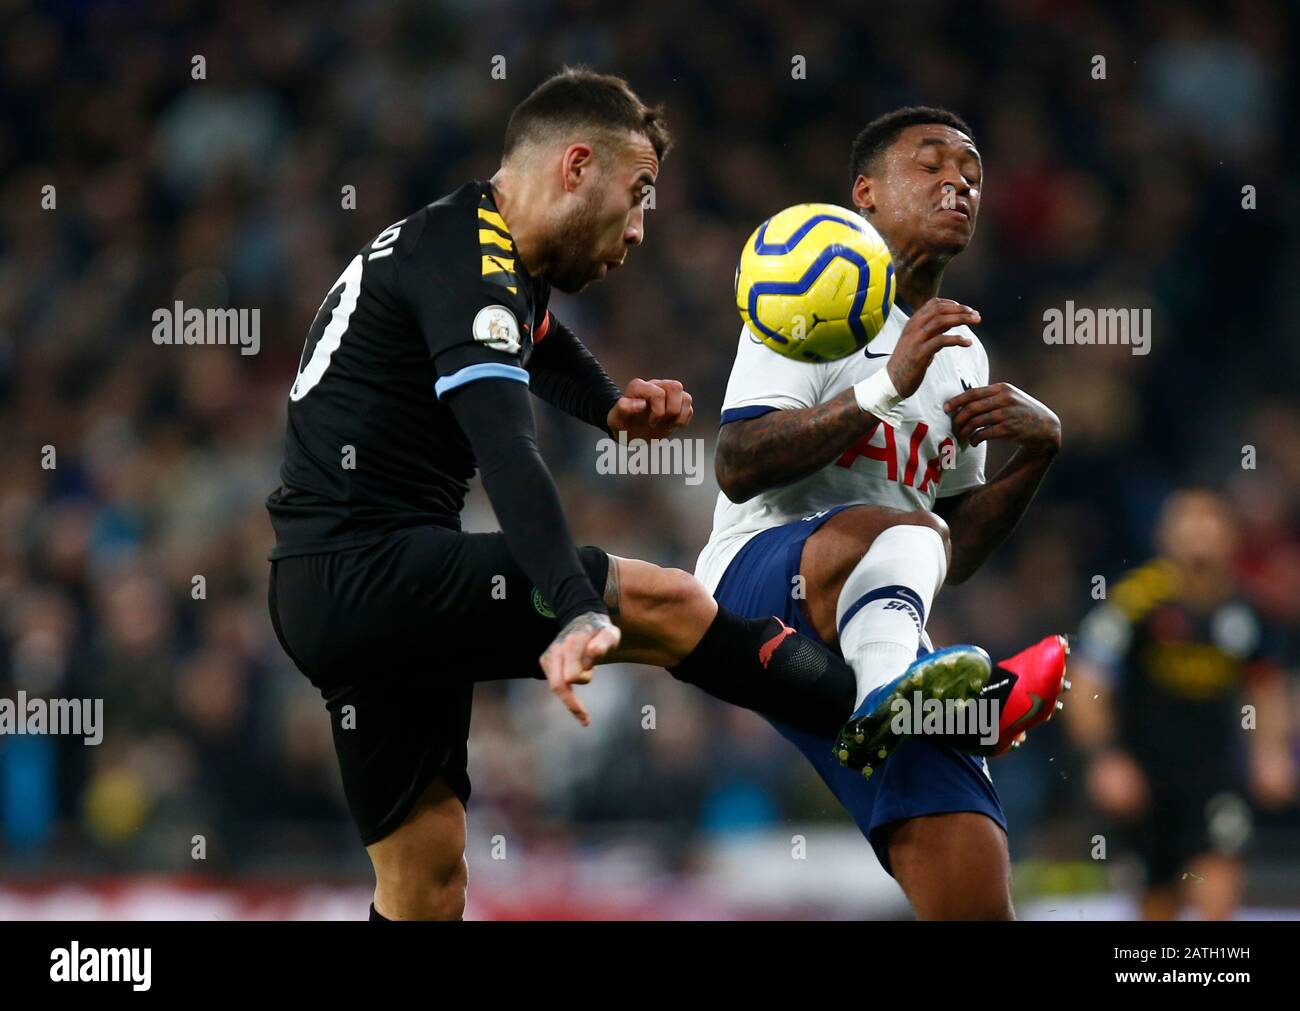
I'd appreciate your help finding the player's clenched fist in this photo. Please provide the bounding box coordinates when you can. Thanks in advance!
[539,611,621,725]
[606,378,694,440]
[886,298,979,398]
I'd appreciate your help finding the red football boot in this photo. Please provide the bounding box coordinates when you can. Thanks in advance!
[978,634,1071,757]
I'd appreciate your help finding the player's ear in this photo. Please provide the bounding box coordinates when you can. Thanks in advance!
[852,174,875,215]
[561,142,595,193]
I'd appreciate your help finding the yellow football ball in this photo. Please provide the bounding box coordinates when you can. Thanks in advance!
[735,203,895,362]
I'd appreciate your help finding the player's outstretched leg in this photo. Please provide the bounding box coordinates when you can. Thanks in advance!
[601,557,857,737]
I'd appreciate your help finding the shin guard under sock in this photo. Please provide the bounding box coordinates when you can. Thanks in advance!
[669,608,855,737]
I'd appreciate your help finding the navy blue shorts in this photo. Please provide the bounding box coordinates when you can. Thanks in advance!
[712,506,1006,874]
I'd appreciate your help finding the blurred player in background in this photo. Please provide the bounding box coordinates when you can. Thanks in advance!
[266,68,860,921]
[1068,488,1297,919]
[696,108,1068,919]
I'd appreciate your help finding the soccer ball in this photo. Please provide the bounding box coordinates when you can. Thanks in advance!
[735,202,895,362]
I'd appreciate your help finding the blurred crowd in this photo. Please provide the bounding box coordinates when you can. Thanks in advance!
[1,0,1298,901]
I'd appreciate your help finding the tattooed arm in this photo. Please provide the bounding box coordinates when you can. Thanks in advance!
[716,389,874,502]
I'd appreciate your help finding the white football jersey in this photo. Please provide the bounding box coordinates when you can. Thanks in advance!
[695,303,989,592]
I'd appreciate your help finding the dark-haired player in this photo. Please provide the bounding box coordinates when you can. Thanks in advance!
[698,107,1069,918]
[1068,489,1295,919]
[266,68,859,920]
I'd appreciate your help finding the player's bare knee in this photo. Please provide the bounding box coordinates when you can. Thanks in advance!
[408,855,468,920]
[430,855,469,919]
[665,568,715,627]
[379,852,467,920]
[629,565,704,621]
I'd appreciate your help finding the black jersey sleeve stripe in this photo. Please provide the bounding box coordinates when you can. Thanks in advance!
[435,362,529,399]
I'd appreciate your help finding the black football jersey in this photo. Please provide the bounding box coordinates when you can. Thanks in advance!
[1078,559,1281,783]
[267,181,553,558]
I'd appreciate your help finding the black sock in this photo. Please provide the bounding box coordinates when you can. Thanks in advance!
[668,609,855,737]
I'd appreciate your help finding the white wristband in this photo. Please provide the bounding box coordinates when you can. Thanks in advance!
[853,368,905,428]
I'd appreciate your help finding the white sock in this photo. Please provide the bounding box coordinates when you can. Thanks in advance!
[835,525,948,709]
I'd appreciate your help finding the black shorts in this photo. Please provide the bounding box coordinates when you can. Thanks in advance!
[267,525,609,845]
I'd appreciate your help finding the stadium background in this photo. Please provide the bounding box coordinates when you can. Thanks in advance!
[2,0,1298,918]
